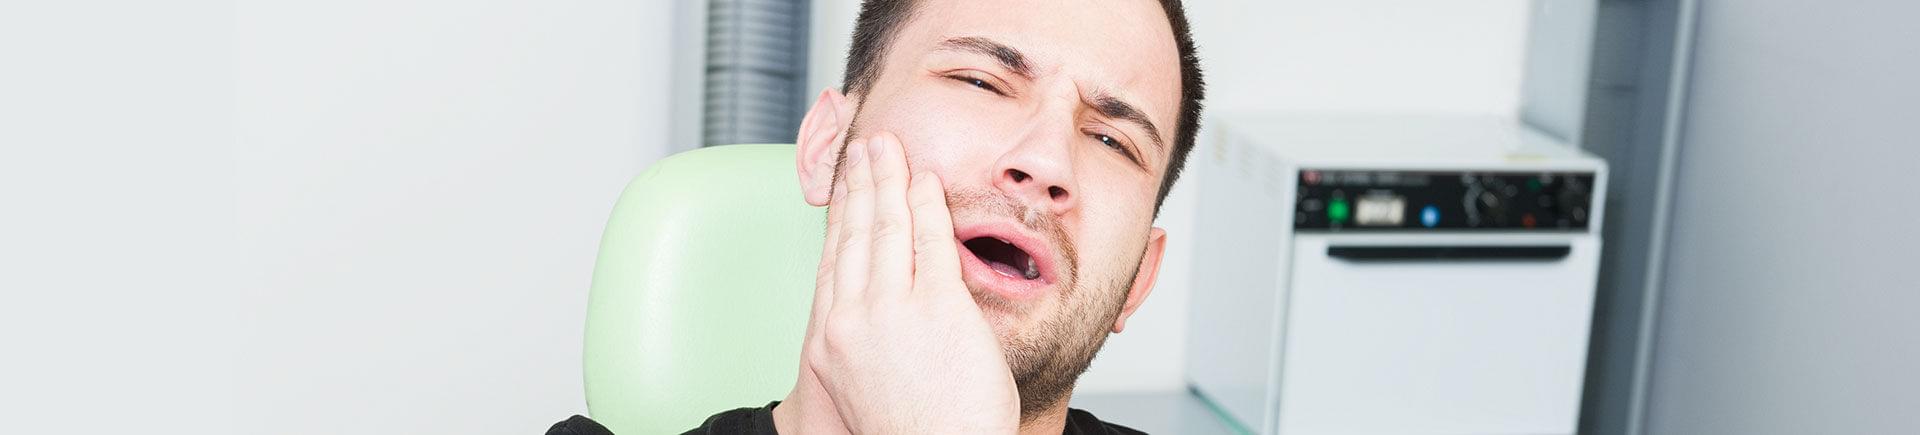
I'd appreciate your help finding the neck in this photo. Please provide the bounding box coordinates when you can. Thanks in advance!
[774,368,1079,435]
[1016,398,1073,435]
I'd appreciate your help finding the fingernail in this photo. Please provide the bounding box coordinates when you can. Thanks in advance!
[850,140,866,162]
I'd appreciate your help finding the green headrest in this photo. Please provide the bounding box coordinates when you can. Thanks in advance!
[582,144,823,434]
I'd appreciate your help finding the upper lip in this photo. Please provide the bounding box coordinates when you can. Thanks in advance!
[952,221,1059,286]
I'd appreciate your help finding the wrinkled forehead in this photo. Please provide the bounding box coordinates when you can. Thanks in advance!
[892,0,1183,138]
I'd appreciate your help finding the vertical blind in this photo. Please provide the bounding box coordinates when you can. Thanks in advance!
[704,0,811,146]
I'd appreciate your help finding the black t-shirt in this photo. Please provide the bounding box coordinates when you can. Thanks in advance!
[547,401,1147,435]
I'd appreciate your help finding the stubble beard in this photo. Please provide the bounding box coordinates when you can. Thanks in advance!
[978,274,1131,422]
[945,187,1134,422]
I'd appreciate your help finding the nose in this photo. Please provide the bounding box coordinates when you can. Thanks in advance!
[992,134,1080,216]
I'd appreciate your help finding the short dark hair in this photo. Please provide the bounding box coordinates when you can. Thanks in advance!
[840,0,1205,213]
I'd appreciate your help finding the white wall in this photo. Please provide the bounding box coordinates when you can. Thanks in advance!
[810,0,1532,393]
[229,1,671,433]
[9,1,666,432]
[2,2,237,432]
[1182,1,1531,116]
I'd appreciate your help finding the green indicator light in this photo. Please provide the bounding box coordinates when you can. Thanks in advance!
[1328,199,1350,222]
[1527,178,1543,191]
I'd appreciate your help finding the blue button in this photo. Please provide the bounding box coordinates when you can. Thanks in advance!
[1420,205,1441,228]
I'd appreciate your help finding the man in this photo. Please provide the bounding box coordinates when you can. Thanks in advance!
[550,0,1202,433]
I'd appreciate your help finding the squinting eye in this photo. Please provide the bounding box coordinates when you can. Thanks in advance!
[1093,133,1141,165]
[947,74,1004,95]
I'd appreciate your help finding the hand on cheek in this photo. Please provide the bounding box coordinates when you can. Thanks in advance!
[798,131,1021,434]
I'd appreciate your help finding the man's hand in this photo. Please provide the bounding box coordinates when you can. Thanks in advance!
[798,132,1020,434]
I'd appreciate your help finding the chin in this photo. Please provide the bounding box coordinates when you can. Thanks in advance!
[973,285,1061,350]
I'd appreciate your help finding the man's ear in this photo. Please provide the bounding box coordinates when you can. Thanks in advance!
[1113,227,1168,333]
[796,87,857,206]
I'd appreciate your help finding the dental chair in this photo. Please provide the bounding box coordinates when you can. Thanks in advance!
[581,144,822,434]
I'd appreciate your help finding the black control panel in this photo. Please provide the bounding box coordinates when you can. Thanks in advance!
[1294,170,1596,231]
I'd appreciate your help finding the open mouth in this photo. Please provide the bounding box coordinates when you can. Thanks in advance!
[963,237,1041,281]
[953,223,1058,301]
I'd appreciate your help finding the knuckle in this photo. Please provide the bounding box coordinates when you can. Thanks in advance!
[835,231,863,253]
[871,216,906,241]
[912,182,938,197]
[823,318,849,339]
[908,188,946,211]
[821,319,863,352]
[816,251,837,271]
[815,275,834,294]
[913,232,944,254]
[842,180,871,195]
[907,195,937,211]
[804,340,830,365]
[872,169,904,187]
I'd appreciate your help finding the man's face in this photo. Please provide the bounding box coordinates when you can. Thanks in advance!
[799,0,1182,414]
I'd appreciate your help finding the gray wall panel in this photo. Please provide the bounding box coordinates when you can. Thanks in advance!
[1645,1,1920,433]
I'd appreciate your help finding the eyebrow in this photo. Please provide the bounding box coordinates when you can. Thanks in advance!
[937,36,1166,153]
[937,36,1033,79]
[1089,91,1166,152]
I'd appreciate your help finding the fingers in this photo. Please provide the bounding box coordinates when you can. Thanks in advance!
[907,171,963,295]
[831,137,875,313]
[865,133,913,303]
[807,155,845,341]
[813,139,855,305]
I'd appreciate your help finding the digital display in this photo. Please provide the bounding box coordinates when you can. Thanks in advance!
[1354,194,1406,226]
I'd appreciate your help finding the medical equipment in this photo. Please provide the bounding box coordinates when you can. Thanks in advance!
[1184,114,1607,435]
